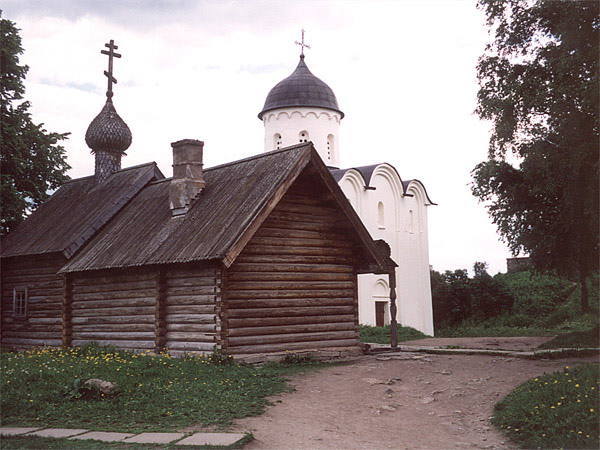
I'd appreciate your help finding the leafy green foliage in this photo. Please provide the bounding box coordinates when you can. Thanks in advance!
[493,363,599,449]
[0,12,70,235]
[434,269,599,338]
[431,262,515,329]
[358,324,427,344]
[471,0,599,311]
[0,344,322,432]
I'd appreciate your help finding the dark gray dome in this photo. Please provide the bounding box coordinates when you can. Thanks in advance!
[85,98,132,154]
[258,55,344,119]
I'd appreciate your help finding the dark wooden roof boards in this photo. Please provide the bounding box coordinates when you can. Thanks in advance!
[1,163,164,259]
[60,144,392,274]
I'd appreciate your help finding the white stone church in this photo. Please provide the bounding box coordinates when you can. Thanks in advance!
[257,53,435,335]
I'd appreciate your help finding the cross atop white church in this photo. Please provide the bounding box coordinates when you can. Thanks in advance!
[295,29,311,56]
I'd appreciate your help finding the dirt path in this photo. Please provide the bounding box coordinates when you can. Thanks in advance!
[399,336,555,351]
[234,352,597,450]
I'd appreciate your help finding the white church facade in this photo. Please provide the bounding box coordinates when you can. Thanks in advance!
[258,53,435,335]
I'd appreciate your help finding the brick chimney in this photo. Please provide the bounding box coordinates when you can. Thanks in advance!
[169,139,205,216]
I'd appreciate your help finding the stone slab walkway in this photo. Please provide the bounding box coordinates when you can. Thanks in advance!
[0,427,247,447]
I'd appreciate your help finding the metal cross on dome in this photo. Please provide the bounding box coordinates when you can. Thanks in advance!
[101,39,121,99]
[295,29,311,57]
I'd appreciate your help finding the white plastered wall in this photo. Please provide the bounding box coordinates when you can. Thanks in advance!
[339,165,434,336]
[263,107,341,167]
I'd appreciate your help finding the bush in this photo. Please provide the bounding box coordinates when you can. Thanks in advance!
[431,262,515,329]
[493,363,599,449]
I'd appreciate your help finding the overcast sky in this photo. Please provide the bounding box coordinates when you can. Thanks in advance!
[2,0,516,274]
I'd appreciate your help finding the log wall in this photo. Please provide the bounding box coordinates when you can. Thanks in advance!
[71,270,156,351]
[224,185,360,354]
[0,255,65,348]
[164,267,219,353]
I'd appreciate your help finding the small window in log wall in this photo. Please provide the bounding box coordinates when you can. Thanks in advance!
[13,287,28,318]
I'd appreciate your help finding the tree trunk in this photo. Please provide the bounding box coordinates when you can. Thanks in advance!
[579,270,589,313]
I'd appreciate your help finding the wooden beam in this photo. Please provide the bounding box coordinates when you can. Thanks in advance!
[155,269,167,353]
[62,273,72,348]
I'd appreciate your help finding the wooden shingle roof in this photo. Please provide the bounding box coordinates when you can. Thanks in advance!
[1,163,164,259]
[60,144,390,274]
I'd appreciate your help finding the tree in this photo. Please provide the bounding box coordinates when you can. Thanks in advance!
[471,0,599,311]
[0,12,70,235]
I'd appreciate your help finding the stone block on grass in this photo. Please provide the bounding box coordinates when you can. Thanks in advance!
[69,431,135,442]
[123,432,185,444]
[30,428,88,438]
[0,427,41,436]
[176,432,247,446]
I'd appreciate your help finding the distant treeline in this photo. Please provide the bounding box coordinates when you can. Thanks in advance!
[430,263,583,331]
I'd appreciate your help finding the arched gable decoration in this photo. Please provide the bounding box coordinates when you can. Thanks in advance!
[338,169,365,214]
[373,278,389,297]
[404,179,436,206]
[371,164,404,231]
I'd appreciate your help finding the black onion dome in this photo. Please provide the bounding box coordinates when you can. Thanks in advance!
[85,99,132,154]
[258,55,344,120]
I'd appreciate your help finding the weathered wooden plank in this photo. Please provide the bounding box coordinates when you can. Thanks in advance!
[166,286,216,296]
[227,339,359,355]
[227,289,355,300]
[227,281,353,291]
[165,276,217,288]
[71,298,156,310]
[3,331,67,340]
[1,338,62,347]
[165,323,216,333]
[164,294,216,305]
[72,274,153,287]
[165,313,216,324]
[1,277,62,288]
[165,268,216,280]
[167,341,216,351]
[226,298,354,309]
[72,315,154,325]
[267,210,344,225]
[248,236,352,249]
[227,272,353,282]
[73,331,155,340]
[71,290,157,301]
[241,245,352,257]
[165,305,216,314]
[230,263,353,273]
[253,226,352,241]
[72,323,154,332]
[228,330,357,346]
[28,317,62,325]
[228,322,356,337]
[165,332,215,342]
[71,339,154,350]
[72,281,154,294]
[234,254,352,264]
[227,305,355,318]
[72,306,155,317]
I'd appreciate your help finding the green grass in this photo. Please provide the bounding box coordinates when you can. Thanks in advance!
[538,325,600,350]
[358,324,427,344]
[492,363,599,449]
[0,344,323,433]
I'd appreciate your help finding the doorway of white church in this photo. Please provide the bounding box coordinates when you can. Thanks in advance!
[373,279,390,327]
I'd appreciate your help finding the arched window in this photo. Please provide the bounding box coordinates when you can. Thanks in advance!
[378,202,385,228]
[299,130,309,143]
[327,134,335,162]
[409,209,414,234]
[273,133,282,150]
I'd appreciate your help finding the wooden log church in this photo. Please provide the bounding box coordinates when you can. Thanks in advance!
[0,41,395,358]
